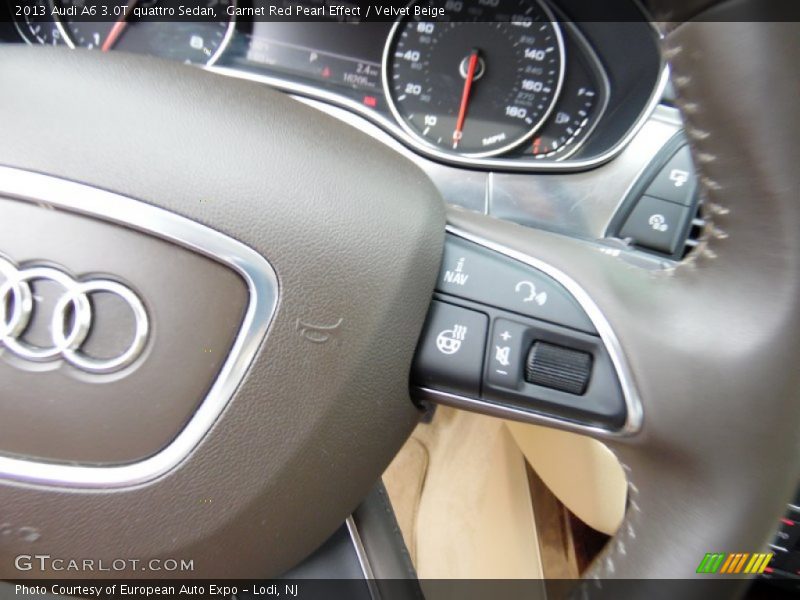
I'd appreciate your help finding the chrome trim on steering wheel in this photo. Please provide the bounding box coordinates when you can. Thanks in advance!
[415,224,644,438]
[0,165,279,488]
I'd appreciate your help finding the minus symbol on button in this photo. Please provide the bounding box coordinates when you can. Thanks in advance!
[496,369,508,375]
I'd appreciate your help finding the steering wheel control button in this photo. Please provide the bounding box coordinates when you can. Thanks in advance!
[525,341,593,395]
[417,236,628,429]
[619,195,691,255]
[645,145,698,207]
[412,300,487,397]
[478,312,625,429]
[487,319,528,389]
[437,235,596,334]
[416,235,632,431]
[606,136,703,261]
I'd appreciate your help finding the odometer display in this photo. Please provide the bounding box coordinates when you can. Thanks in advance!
[383,0,564,158]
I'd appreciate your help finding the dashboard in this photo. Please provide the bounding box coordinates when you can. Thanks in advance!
[1,0,664,172]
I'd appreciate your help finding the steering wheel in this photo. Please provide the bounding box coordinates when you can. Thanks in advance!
[0,0,797,593]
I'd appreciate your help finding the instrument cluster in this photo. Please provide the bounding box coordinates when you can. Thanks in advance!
[3,0,664,171]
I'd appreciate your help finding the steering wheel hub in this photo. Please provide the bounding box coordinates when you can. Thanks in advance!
[0,46,444,577]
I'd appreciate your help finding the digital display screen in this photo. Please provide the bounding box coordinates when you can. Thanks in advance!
[245,22,392,93]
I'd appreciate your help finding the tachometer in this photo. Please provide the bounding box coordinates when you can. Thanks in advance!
[383,0,564,158]
[54,0,235,65]
[12,0,67,46]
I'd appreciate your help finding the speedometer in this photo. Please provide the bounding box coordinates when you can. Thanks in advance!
[383,0,564,158]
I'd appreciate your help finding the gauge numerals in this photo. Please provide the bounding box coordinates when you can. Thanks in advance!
[531,84,597,159]
[12,0,236,66]
[383,0,565,158]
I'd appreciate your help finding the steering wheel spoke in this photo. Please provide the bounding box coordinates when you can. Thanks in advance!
[411,215,642,438]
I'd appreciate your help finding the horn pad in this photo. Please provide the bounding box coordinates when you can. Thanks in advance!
[0,47,445,578]
[0,194,249,467]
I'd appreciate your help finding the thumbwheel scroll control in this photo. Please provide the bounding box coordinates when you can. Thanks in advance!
[525,341,593,395]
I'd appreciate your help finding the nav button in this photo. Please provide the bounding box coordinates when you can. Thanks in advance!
[412,301,488,397]
[437,235,596,334]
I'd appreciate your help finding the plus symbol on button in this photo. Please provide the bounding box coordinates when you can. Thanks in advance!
[500,331,512,341]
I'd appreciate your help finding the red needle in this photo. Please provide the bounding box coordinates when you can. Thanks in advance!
[101,0,139,52]
[453,49,480,150]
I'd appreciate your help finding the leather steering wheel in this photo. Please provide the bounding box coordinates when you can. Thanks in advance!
[0,0,798,594]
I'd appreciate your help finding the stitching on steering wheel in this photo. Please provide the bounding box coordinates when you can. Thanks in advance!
[584,23,736,587]
[579,455,642,591]
[582,31,707,589]
[660,30,730,271]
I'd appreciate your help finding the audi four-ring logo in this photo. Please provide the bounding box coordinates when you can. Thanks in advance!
[0,256,149,374]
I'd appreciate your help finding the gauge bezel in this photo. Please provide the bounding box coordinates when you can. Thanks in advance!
[10,0,64,46]
[381,0,567,159]
[52,2,237,67]
[532,19,610,162]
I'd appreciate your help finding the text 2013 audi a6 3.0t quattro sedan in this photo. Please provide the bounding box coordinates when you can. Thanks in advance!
[0,0,797,598]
